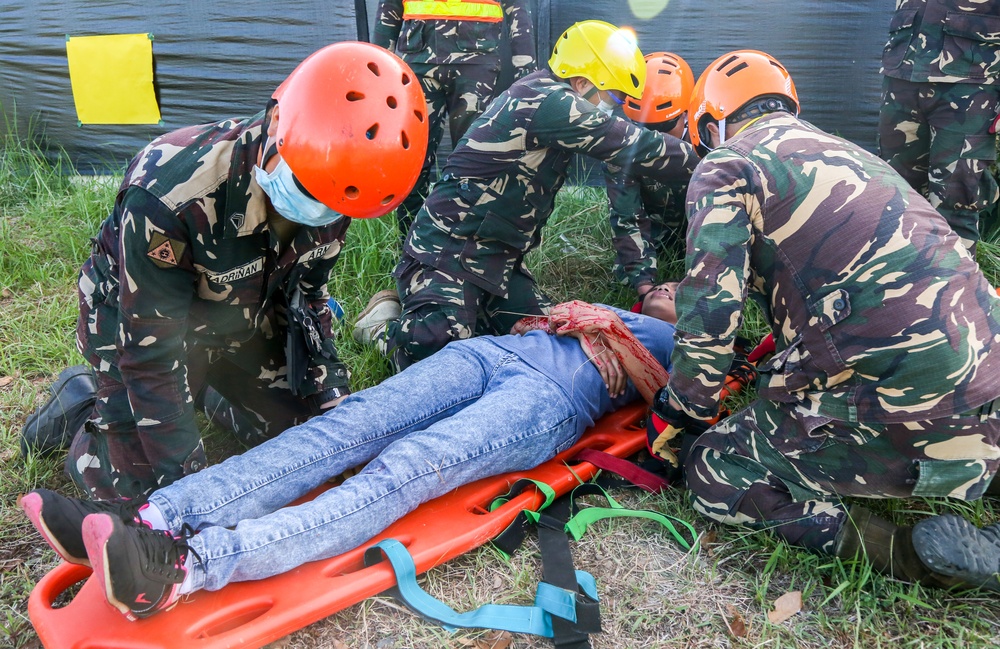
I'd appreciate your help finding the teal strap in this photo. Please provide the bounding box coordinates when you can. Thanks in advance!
[564,484,699,552]
[371,539,596,637]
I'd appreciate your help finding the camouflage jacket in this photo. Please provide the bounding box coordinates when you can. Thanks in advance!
[666,112,1000,423]
[373,0,536,75]
[882,0,1000,84]
[78,113,349,439]
[404,70,699,296]
[603,162,688,289]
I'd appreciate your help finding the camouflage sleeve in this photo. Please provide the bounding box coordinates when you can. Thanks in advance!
[297,231,350,393]
[115,188,200,448]
[666,149,757,419]
[372,0,404,51]
[531,92,699,186]
[604,162,657,289]
[505,0,536,79]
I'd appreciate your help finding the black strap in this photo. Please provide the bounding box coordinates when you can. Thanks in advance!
[537,497,601,649]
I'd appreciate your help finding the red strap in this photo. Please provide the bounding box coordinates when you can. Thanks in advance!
[747,333,775,363]
[573,448,670,493]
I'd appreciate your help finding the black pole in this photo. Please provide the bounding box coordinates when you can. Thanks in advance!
[355,0,371,42]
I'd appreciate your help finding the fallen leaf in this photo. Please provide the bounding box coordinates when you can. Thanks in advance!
[263,637,291,649]
[724,603,747,638]
[0,376,13,387]
[331,640,349,649]
[767,590,802,624]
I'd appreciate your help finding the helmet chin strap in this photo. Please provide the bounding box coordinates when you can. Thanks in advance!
[716,117,727,146]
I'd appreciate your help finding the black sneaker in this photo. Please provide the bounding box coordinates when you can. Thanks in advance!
[21,365,97,457]
[18,488,146,567]
[913,514,1000,592]
[83,513,197,620]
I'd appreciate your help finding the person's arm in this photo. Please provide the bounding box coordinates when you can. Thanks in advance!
[532,90,699,187]
[664,148,756,420]
[604,162,657,295]
[293,222,352,409]
[372,0,404,51]
[546,301,669,404]
[115,189,200,485]
[505,0,536,79]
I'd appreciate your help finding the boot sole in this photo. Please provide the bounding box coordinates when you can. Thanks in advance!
[18,492,90,567]
[913,514,1000,592]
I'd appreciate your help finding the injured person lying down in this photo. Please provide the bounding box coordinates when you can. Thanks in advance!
[20,286,679,620]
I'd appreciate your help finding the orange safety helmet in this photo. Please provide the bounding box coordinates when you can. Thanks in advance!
[272,42,428,219]
[623,52,694,125]
[687,49,798,151]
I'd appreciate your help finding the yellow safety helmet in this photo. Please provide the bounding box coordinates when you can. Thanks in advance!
[548,20,646,99]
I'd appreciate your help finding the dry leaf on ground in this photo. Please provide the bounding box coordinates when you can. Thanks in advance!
[767,590,802,624]
[723,603,748,638]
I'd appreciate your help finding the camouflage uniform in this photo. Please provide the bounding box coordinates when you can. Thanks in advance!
[373,0,536,236]
[70,112,351,500]
[385,70,699,369]
[603,161,688,291]
[668,112,1000,553]
[878,0,1000,250]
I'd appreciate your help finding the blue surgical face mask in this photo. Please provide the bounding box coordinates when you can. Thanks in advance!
[596,98,617,116]
[254,156,344,227]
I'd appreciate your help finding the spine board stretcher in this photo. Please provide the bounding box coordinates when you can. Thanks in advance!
[29,403,650,649]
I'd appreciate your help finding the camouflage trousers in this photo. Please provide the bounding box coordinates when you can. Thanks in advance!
[685,397,1000,554]
[878,77,1000,250]
[383,253,551,371]
[397,61,500,237]
[67,336,323,500]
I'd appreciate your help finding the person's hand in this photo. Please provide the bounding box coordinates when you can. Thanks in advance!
[647,388,712,466]
[511,315,550,335]
[547,301,620,337]
[320,394,348,409]
[573,331,626,397]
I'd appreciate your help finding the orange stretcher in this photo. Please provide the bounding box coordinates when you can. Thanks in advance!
[28,403,649,649]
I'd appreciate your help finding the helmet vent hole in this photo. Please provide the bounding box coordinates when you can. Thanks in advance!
[380,194,394,205]
[402,73,411,85]
[367,62,381,76]
[716,55,739,71]
[656,101,672,111]
[770,60,788,73]
[658,69,672,76]
[347,91,365,102]
[345,186,359,199]
[401,131,410,149]
[726,62,749,77]
[414,110,425,122]
[366,124,379,140]
[386,96,398,109]
[626,99,640,110]
[630,74,639,88]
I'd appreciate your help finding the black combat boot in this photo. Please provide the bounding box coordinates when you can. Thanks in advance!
[834,505,966,589]
[912,514,1000,592]
[21,365,97,458]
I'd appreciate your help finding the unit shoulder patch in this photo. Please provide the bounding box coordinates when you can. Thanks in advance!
[147,232,186,269]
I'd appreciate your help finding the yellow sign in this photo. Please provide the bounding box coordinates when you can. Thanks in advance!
[66,33,161,125]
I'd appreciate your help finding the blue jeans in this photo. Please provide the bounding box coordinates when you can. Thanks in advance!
[149,339,582,592]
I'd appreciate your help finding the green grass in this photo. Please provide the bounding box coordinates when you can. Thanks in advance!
[3,131,1000,648]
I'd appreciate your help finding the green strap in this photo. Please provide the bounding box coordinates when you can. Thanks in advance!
[563,484,699,552]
